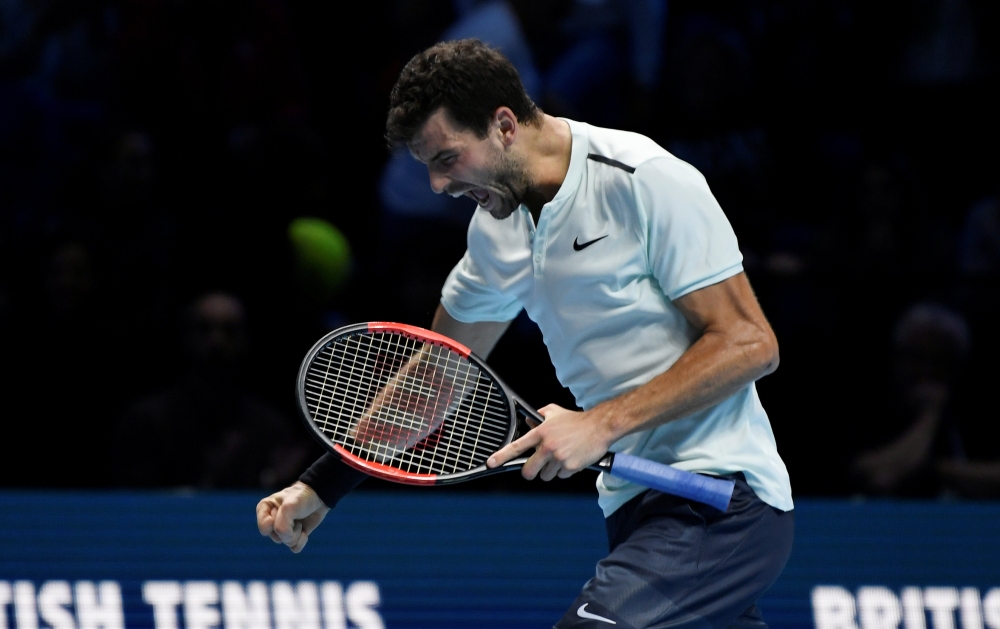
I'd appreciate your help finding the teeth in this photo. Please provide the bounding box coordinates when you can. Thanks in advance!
[463,189,491,207]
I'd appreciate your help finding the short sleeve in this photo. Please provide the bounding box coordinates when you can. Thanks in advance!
[634,157,744,300]
[439,209,529,322]
[440,250,523,322]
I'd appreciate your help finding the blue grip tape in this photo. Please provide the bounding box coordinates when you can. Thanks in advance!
[609,453,736,511]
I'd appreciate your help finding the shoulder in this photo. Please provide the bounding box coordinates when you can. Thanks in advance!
[576,122,707,194]
[578,123,672,174]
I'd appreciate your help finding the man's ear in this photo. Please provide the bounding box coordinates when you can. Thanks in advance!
[494,107,517,147]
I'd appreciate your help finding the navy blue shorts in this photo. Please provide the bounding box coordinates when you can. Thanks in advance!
[554,473,794,629]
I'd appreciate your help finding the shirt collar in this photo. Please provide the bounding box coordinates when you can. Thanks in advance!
[543,118,588,212]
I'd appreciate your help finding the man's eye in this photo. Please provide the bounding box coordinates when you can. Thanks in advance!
[440,155,457,166]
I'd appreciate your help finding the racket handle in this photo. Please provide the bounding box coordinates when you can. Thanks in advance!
[608,453,735,512]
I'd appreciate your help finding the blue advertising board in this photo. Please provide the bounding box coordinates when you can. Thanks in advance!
[2,491,999,629]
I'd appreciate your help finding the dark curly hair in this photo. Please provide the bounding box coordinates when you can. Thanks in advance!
[385,39,541,148]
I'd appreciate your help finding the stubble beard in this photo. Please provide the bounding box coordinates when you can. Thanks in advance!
[484,146,532,220]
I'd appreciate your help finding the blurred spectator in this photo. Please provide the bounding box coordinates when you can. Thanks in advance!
[94,128,178,330]
[0,0,115,132]
[540,0,666,131]
[113,292,313,490]
[957,195,1000,277]
[849,303,970,497]
[0,0,116,243]
[940,186,1000,498]
[112,0,313,292]
[0,236,123,488]
[899,0,984,85]
[820,155,956,344]
[44,240,95,316]
[452,0,543,98]
[955,191,1000,342]
[660,12,775,269]
[667,12,752,130]
[115,0,305,139]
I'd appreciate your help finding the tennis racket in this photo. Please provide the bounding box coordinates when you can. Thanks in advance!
[296,322,735,511]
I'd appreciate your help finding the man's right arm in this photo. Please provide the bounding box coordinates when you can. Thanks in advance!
[430,303,511,358]
[257,304,511,552]
[256,455,368,552]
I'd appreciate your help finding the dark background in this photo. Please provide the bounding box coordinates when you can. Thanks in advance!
[1,0,997,498]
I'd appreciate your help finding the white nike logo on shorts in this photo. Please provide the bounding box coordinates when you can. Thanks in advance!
[577,604,617,624]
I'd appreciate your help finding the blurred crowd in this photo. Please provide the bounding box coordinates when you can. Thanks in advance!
[0,0,997,498]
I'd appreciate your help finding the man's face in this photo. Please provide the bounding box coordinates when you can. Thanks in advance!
[408,108,530,220]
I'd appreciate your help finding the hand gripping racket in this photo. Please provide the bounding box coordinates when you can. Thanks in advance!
[296,322,735,511]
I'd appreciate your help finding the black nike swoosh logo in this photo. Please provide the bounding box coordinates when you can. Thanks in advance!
[573,235,608,251]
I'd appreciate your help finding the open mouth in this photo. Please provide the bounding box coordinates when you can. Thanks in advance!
[469,188,490,207]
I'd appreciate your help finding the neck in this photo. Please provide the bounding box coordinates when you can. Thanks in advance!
[518,114,572,221]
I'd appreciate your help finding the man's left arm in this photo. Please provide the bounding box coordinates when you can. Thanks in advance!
[487,271,778,481]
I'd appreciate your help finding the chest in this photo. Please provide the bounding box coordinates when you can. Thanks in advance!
[524,180,649,292]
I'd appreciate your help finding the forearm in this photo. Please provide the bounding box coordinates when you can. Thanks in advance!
[299,453,369,508]
[488,274,779,479]
[431,303,511,358]
[593,319,778,443]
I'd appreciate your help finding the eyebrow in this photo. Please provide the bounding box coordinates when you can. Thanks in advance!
[409,141,455,164]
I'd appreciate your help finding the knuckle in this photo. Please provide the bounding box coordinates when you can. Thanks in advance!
[273,522,291,537]
[549,447,570,465]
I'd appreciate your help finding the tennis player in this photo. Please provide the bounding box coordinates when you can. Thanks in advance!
[257,39,794,628]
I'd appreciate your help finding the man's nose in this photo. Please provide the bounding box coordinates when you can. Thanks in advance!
[429,169,449,194]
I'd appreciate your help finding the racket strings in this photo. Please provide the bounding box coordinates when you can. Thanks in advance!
[303,331,510,475]
[305,338,502,420]
[306,365,506,429]
[333,335,506,473]
[305,350,507,434]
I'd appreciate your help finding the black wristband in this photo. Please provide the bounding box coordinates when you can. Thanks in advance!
[298,453,369,508]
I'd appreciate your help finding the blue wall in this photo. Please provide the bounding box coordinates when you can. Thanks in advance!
[2,491,999,629]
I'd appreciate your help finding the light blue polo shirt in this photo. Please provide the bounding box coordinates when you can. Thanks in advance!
[440,119,793,516]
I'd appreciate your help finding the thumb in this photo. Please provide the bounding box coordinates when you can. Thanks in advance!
[273,499,306,543]
[527,405,558,428]
[537,404,563,417]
